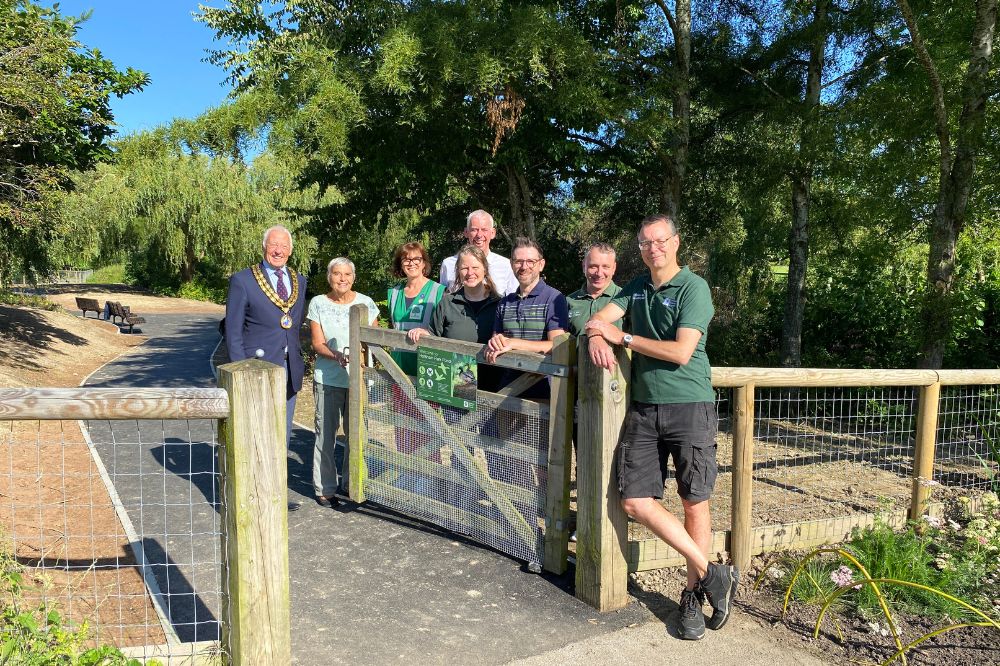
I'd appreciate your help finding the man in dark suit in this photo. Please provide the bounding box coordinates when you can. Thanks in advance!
[225,224,307,510]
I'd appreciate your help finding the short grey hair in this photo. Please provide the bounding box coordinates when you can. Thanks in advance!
[583,242,616,262]
[262,225,294,250]
[327,257,355,277]
[639,214,678,237]
[466,209,494,229]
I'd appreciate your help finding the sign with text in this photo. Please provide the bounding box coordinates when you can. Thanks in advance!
[416,347,478,410]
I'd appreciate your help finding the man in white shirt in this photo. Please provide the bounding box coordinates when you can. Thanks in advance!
[439,209,518,296]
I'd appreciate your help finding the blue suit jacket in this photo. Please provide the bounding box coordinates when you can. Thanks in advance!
[224,264,307,394]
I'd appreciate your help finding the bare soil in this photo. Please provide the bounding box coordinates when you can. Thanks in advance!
[0,286,220,647]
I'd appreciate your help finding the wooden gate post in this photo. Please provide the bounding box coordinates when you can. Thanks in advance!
[729,383,756,573]
[217,359,291,666]
[543,333,575,574]
[575,338,630,611]
[348,303,368,503]
[910,381,942,521]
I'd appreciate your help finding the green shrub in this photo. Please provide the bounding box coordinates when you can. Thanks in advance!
[768,493,1000,622]
[176,278,227,304]
[0,548,152,665]
[0,290,60,311]
[85,265,126,284]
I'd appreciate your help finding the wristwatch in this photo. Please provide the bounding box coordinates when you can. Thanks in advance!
[622,333,634,349]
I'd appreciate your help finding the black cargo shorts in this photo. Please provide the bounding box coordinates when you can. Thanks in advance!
[616,401,719,502]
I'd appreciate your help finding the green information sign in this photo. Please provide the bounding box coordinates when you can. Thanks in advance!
[416,347,478,410]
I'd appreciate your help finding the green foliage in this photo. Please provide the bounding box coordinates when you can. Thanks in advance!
[0,290,59,311]
[766,494,1000,623]
[63,127,333,301]
[0,0,147,287]
[85,264,125,285]
[0,545,150,665]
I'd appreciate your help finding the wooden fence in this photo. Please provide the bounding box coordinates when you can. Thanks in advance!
[0,359,291,666]
[575,348,1000,611]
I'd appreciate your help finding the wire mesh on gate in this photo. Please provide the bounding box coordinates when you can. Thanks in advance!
[936,385,1000,491]
[362,368,548,568]
[750,387,917,529]
[0,416,227,661]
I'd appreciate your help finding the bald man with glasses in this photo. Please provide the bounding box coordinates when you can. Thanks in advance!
[585,214,738,641]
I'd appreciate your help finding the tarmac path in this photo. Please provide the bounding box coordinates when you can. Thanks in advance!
[80,313,828,664]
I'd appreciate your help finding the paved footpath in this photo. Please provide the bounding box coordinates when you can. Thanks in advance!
[82,313,828,665]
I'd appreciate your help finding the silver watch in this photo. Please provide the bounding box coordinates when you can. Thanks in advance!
[622,333,634,349]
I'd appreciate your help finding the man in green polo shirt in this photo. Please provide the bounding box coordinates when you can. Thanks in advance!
[585,214,739,641]
[566,242,622,337]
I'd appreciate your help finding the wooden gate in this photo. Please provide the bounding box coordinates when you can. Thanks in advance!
[345,304,575,573]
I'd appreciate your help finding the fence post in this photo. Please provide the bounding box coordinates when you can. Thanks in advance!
[543,333,575,574]
[910,381,942,521]
[348,303,368,503]
[575,338,630,611]
[729,383,755,573]
[217,359,292,666]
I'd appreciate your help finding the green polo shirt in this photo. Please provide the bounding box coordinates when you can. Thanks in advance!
[611,267,714,404]
[566,282,622,337]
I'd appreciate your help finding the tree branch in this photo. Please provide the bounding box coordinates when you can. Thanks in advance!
[651,0,679,40]
[739,67,794,105]
[896,0,952,176]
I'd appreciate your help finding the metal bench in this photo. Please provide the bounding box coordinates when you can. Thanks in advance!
[74,297,102,318]
[107,301,146,333]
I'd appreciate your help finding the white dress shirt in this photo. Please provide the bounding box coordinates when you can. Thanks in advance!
[439,251,518,297]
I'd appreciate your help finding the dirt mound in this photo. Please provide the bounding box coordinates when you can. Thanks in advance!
[0,304,144,388]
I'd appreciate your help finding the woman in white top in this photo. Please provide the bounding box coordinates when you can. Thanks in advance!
[306,257,379,507]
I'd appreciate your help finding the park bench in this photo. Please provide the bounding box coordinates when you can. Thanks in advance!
[107,301,146,334]
[75,297,102,318]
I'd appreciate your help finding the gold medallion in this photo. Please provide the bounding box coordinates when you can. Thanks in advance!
[251,264,300,326]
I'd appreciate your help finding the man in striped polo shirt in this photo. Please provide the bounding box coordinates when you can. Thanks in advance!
[486,236,568,399]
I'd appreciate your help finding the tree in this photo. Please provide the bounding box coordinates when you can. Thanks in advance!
[0,0,146,285]
[64,118,336,297]
[895,0,998,368]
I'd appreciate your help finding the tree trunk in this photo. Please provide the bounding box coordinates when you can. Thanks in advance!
[900,0,998,368]
[780,0,828,368]
[505,163,536,239]
[659,0,690,219]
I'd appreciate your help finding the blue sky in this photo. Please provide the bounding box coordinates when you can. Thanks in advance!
[56,1,234,136]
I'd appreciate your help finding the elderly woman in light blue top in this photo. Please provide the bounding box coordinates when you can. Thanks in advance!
[307,257,379,507]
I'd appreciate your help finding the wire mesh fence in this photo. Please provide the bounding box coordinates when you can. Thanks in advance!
[362,368,548,568]
[749,386,918,525]
[936,385,1000,491]
[632,381,1000,567]
[0,415,227,661]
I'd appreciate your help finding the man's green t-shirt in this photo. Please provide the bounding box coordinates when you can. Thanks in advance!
[611,267,714,404]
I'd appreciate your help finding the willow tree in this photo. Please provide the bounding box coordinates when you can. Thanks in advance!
[64,120,336,295]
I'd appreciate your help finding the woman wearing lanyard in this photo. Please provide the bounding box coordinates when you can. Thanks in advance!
[388,241,445,461]
[388,241,445,374]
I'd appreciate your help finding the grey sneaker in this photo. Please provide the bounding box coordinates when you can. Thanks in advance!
[699,562,740,630]
[677,588,705,640]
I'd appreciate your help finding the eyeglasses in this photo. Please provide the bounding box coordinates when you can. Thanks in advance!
[402,257,424,265]
[266,243,291,252]
[638,234,677,252]
[512,259,540,268]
